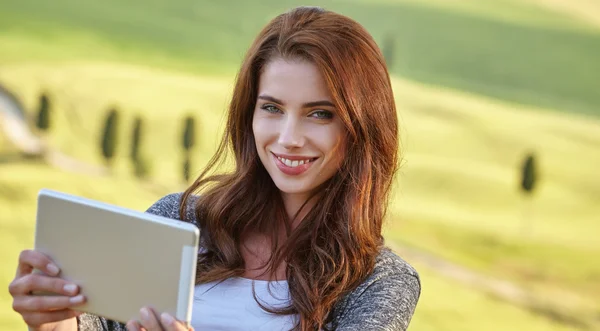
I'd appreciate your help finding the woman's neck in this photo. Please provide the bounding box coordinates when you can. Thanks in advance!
[239,191,318,281]
[280,191,318,230]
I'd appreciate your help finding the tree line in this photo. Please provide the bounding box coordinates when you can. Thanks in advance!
[33,92,541,234]
[35,92,197,183]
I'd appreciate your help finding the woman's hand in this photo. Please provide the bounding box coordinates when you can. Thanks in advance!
[126,307,193,331]
[8,249,85,331]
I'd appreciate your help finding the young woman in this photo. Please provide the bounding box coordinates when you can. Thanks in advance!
[9,6,421,331]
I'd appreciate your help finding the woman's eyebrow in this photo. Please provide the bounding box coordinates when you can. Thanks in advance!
[303,100,335,108]
[258,95,284,105]
[258,94,335,108]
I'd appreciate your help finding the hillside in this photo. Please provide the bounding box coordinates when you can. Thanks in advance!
[1,0,599,330]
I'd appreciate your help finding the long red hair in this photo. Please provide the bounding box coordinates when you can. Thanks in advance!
[181,6,399,330]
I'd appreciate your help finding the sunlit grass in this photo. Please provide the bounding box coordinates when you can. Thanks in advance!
[408,260,579,331]
[1,0,600,115]
[0,161,180,331]
[1,0,599,329]
[1,60,599,330]
[0,162,589,331]
[346,0,596,30]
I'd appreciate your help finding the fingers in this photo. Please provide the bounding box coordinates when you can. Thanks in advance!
[11,250,84,328]
[126,320,143,331]
[9,273,79,297]
[21,309,81,327]
[139,307,163,331]
[13,293,85,312]
[136,307,191,331]
[160,313,191,331]
[9,272,85,315]
[17,250,60,278]
[126,320,149,331]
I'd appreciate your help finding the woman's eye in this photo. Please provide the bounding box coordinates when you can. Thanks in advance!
[261,104,281,113]
[310,110,334,120]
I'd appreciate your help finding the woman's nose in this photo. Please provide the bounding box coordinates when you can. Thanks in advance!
[278,117,304,149]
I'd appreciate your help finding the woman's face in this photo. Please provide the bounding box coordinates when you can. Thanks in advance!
[252,58,346,198]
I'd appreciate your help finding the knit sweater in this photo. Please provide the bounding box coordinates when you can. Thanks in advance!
[77,193,421,330]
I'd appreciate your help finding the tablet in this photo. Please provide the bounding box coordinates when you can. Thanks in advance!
[33,189,199,325]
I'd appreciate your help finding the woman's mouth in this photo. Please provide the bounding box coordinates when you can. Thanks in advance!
[272,153,318,175]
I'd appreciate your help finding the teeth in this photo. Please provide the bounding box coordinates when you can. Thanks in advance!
[277,156,313,168]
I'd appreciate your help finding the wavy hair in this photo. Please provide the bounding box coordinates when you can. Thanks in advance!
[181,6,399,330]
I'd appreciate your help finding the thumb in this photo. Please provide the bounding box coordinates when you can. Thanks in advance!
[160,313,193,331]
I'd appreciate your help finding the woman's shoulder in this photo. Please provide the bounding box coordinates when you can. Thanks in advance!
[330,246,421,329]
[145,192,200,225]
[355,246,420,297]
[373,246,420,279]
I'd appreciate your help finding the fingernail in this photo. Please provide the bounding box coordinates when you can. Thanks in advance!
[64,284,78,294]
[126,321,139,331]
[47,263,60,276]
[140,308,150,322]
[161,313,175,326]
[69,295,84,304]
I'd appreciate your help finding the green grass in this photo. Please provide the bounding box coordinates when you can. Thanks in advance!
[408,260,579,331]
[0,161,179,331]
[1,0,600,116]
[0,62,234,185]
[1,0,600,330]
[0,162,588,331]
[384,219,600,326]
[361,0,600,30]
[2,60,599,330]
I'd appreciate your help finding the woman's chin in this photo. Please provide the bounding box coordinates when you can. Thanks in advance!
[273,182,311,197]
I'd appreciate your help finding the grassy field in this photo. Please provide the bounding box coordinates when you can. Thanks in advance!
[0,163,585,331]
[1,0,600,116]
[2,62,599,329]
[0,163,177,331]
[1,0,599,330]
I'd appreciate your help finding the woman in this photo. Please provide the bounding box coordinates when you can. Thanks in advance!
[9,6,420,331]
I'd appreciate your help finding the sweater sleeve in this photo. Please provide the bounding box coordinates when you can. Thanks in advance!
[77,193,188,331]
[334,251,421,331]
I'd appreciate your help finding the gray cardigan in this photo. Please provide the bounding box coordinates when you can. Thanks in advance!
[77,193,421,330]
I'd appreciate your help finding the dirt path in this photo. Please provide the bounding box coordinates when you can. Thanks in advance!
[0,84,107,175]
[388,242,593,329]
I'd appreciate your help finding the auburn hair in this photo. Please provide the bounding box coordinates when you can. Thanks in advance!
[180,6,399,330]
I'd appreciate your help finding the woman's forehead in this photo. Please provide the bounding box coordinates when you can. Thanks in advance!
[258,58,334,105]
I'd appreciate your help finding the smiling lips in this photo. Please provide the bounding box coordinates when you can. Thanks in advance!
[272,153,318,175]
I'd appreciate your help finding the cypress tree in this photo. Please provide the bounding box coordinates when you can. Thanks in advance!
[519,152,539,237]
[101,108,120,166]
[181,115,197,182]
[36,93,50,131]
[521,153,537,194]
[130,116,143,163]
[182,115,196,152]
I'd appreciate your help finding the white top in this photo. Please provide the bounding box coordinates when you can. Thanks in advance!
[191,277,298,330]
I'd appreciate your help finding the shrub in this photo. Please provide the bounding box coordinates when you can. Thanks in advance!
[101,108,120,166]
[520,152,537,194]
[36,93,50,131]
[182,115,196,152]
[130,116,143,162]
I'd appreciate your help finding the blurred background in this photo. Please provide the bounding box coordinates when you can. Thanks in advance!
[1,0,599,330]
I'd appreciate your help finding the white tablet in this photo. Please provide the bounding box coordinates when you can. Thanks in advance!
[33,189,199,325]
